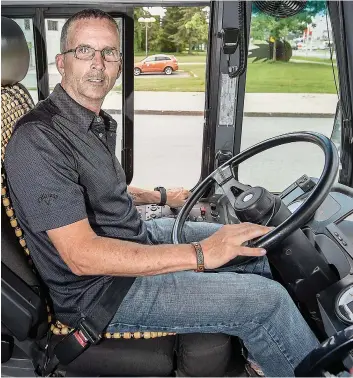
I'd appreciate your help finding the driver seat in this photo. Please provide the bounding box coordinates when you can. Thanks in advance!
[1,16,235,376]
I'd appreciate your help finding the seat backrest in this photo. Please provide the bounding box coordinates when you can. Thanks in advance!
[1,17,48,341]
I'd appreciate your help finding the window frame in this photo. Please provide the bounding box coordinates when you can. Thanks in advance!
[156,56,170,61]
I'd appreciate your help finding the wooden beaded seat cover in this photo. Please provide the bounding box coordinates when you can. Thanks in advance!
[1,84,175,340]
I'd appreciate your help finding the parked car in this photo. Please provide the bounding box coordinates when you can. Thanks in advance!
[134,54,178,76]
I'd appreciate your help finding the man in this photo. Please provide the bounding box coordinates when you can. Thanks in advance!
[4,9,319,376]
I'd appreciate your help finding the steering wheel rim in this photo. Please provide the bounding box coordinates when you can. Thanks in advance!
[172,132,339,250]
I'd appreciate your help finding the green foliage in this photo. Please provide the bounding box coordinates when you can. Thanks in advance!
[134,7,148,52]
[134,7,208,54]
[251,1,327,60]
[159,7,184,52]
[170,7,208,54]
[251,12,314,41]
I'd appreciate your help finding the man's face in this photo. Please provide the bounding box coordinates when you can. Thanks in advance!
[56,18,121,104]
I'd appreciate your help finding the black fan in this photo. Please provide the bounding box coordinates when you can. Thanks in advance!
[254,1,307,18]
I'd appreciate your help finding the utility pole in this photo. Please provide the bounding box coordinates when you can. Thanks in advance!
[138,17,156,57]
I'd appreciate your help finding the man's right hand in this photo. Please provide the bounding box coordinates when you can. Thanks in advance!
[200,223,272,269]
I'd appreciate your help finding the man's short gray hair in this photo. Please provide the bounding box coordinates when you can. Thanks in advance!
[60,9,119,52]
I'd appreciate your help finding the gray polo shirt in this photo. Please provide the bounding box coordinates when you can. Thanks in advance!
[4,84,147,326]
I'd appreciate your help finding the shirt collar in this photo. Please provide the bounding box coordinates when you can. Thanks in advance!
[49,84,117,133]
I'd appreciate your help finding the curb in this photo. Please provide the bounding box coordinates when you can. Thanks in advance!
[243,112,334,118]
[104,109,335,118]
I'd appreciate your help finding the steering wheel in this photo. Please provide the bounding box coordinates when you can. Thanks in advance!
[172,132,339,249]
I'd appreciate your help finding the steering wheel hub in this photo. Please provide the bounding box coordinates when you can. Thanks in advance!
[234,186,275,223]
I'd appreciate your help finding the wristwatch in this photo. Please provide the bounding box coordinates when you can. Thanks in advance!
[154,186,167,206]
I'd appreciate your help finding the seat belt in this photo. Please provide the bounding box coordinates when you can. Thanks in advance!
[40,277,134,376]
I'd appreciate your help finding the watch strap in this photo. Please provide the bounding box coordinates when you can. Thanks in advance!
[191,242,205,272]
[154,186,167,206]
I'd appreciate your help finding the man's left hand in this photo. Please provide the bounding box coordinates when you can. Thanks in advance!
[166,187,190,208]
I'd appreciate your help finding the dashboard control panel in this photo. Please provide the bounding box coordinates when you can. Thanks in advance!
[136,203,212,223]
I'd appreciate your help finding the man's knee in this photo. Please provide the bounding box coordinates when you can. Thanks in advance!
[253,278,295,319]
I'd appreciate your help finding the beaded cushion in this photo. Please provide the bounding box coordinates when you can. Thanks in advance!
[1,85,175,340]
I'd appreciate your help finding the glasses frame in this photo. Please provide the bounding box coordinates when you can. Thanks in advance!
[61,45,123,63]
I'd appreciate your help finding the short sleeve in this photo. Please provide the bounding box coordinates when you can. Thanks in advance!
[4,122,87,233]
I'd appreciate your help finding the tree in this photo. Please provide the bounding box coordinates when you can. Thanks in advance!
[251,0,327,61]
[171,7,208,54]
[134,7,148,52]
[159,7,184,52]
[147,17,162,52]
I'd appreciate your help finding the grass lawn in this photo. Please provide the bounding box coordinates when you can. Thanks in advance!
[132,59,337,93]
[246,60,337,93]
[134,52,206,63]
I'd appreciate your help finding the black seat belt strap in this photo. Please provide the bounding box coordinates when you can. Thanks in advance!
[41,277,134,376]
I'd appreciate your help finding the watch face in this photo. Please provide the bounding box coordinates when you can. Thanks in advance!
[336,285,353,324]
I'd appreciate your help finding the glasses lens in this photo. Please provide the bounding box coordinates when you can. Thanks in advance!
[103,49,120,62]
[76,46,95,60]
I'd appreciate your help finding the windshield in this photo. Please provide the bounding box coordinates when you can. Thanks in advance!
[238,1,339,192]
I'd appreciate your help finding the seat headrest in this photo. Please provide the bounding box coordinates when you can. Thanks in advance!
[1,17,30,86]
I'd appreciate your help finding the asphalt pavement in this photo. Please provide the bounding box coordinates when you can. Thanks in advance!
[124,115,335,191]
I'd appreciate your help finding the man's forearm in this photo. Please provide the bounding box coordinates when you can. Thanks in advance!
[128,186,161,205]
[72,236,196,276]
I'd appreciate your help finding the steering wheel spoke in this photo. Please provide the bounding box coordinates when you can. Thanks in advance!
[212,165,251,207]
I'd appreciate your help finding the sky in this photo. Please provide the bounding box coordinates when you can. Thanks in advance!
[144,7,166,18]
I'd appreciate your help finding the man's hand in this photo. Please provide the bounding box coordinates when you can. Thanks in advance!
[166,187,190,208]
[200,223,271,269]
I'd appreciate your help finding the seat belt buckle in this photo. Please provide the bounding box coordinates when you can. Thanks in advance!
[77,317,102,345]
[52,318,101,367]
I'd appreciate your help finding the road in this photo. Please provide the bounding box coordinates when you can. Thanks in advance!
[120,115,335,191]
[136,71,191,78]
[292,50,336,60]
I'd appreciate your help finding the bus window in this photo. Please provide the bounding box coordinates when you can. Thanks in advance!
[44,17,123,159]
[12,18,38,103]
[238,4,338,191]
[130,6,209,189]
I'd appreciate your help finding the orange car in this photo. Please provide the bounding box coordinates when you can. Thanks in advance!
[134,54,178,76]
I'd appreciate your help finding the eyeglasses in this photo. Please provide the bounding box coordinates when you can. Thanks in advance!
[61,45,122,63]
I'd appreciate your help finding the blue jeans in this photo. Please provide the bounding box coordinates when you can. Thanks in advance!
[107,218,319,377]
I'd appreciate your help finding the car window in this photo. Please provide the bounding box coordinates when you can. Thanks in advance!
[158,56,171,61]
[145,56,156,62]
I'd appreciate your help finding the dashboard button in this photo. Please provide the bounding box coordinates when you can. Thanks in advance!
[338,236,343,241]
[334,232,339,236]
[342,241,347,246]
